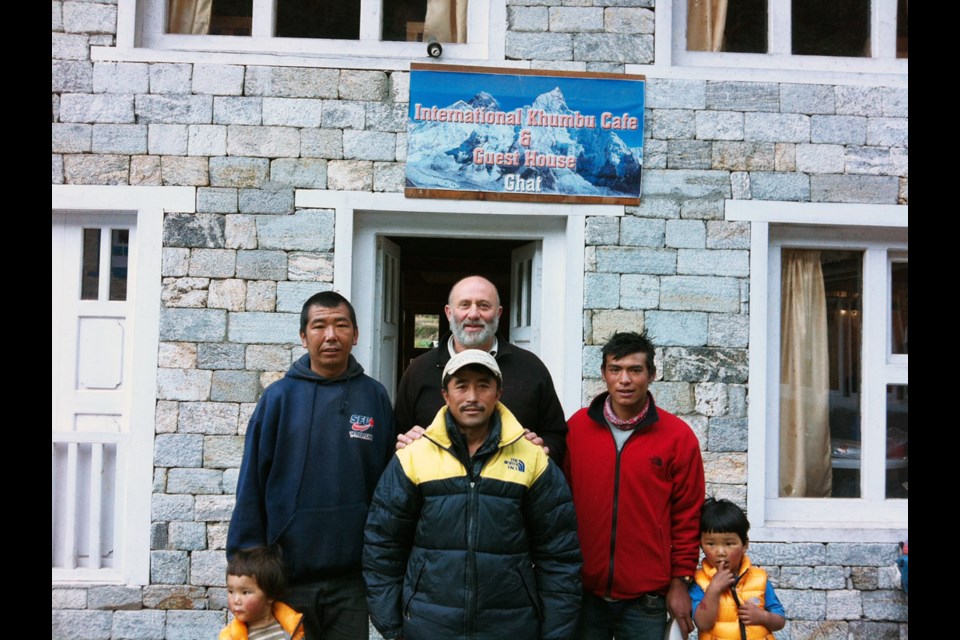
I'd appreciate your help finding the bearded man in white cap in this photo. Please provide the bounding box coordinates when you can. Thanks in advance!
[363,349,582,640]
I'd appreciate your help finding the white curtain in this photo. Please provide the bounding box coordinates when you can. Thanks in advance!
[687,0,728,51]
[168,0,213,34]
[423,0,468,43]
[779,249,832,498]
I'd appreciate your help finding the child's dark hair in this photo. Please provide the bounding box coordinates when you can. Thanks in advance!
[227,546,287,599]
[700,497,750,544]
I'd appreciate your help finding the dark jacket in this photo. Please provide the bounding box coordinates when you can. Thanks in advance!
[227,354,396,582]
[564,392,704,599]
[393,332,568,464]
[364,403,582,640]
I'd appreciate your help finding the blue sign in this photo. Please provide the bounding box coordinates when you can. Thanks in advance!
[405,64,646,204]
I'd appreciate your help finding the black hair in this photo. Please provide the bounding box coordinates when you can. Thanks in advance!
[699,497,750,544]
[226,546,287,600]
[601,330,657,376]
[299,291,357,334]
[442,363,503,391]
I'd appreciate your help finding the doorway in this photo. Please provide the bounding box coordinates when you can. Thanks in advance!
[389,236,530,384]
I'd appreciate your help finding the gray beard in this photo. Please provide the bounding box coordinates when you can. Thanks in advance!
[451,319,498,348]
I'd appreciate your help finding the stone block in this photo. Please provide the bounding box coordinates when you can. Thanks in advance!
[645,79,706,110]
[701,451,746,484]
[62,2,116,33]
[213,96,262,125]
[208,278,246,311]
[224,214,257,249]
[650,381,694,415]
[158,342,197,369]
[53,123,93,153]
[148,124,188,156]
[639,169,730,199]
[209,157,271,188]
[596,247,676,274]
[590,310,644,343]
[52,587,88,610]
[196,342,245,370]
[661,346,748,383]
[192,64,245,96]
[844,146,908,177]
[301,128,343,158]
[51,610,112,639]
[509,6,548,31]
[244,66,339,98]
[667,139,712,169]
[92,62,147,94]
[706,415,747,451]
[573,33,653,63]
[835,86,885,116]
[866,117,908,147]
[239,185,296,215]
[339,70,389,100]
[288,252,335,281]
[603,7,653,33]
[620,217,665,247]
[167,468,223,495]
[233,250,287,280]
[188,124,227,156]
[665,219,705,249]
[62,154,129,184]
[343,130,396,161]
[211,370,261,402]
[585,216,618,245]
[191,549,228,587]
[374,162,405,192]
[811,175,899,204]
[620,274,659,309]
[744,112,810,143]
[227,125,300,157]
[154,433,204,468]
[87,585,142,610]
[647,109,696,140]
[165,610,226,640]
[161,276,208,308]
[151,550,190,584]
[262,97,324,127]
[327,160,374,190]
[178,401,239,435]
[277,281,332,312]
[246,280,277,311]
[52,32,90,61]
[708,313,749,348]
[160,308,227,342]
[550,7,603,31]
[695,110,744,141]
[257,210,334,251]
[505,31,573,60]
[749,172,810,202]
[130,155,163,185]
[810,115,867,145]
[142,585,209,610]
[881,88,908,117]
[52,60,94,94]
[149,64,192,94]
[749,542,826,566]
[112,610,166,640]
[705,81,779,112]
[270,158,327,189]
[660,275,740,312]
[694,382,728,417]
[322,100,366,130]
[246,344,291,371]
[204,435,247,469]
[195,494,238,521]
[583,272,620,308]
[646,311,707,346]
[779,83,836,114]
[187,248,236,278]
[135,94,213,125]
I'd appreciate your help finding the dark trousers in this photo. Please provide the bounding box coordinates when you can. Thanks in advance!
[574,590,668,640]
[284,572,369,639]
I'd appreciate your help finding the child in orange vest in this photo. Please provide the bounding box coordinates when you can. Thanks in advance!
[220,547,305,640]
[690,498,786,640]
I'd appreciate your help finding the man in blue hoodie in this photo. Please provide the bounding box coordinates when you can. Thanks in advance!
[227,291,397,639]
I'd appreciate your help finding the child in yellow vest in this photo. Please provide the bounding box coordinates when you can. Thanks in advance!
[690,498,786,640]
[220,547,305,640]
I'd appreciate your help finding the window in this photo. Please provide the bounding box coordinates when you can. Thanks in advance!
[137,0,495,60]
[730,201,907,535]
[52,185,188,584]
[673,0,907,74]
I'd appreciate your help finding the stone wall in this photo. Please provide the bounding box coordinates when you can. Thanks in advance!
[52,0,907,637]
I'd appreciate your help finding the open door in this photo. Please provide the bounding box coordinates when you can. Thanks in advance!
[509,241,542,354]
[374,236,401,402]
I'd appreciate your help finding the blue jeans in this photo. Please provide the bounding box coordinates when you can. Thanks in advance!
[574,590,668,640]
[284,572,369,639]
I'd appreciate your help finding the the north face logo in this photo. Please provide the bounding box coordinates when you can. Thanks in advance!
[504,458,526,472]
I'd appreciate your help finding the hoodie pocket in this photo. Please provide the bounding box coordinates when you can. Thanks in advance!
[273,504,369,578]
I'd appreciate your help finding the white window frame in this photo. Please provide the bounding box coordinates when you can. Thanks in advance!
[52,185,194,585]
[728,200,907,543]
[630,0,906,86]
[114,0,506,66]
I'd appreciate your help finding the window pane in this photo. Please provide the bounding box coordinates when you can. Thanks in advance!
[109,229,129,302]
[792,0,870,57]
[896,0,908,58]
[210,0,252,35]
[891,261,907,354]
[276,0,360,38]
[81,228,101,301]
[779,249,862,498]
[687,0,767,52]
[383,0,427,41]
[886,384,908,499]
[414,314,439,348]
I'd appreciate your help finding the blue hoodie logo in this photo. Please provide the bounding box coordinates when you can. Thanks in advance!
[349,414,375,441]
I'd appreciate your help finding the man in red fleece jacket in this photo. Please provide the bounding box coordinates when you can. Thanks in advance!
[564,331,705,640]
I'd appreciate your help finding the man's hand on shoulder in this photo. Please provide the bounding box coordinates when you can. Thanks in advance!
[396,425,425,450]
[523,429,549,456]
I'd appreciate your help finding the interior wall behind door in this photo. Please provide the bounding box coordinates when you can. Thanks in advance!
[391,236,528,383]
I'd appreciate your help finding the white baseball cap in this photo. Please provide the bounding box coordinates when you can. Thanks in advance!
[441,349,503,385]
